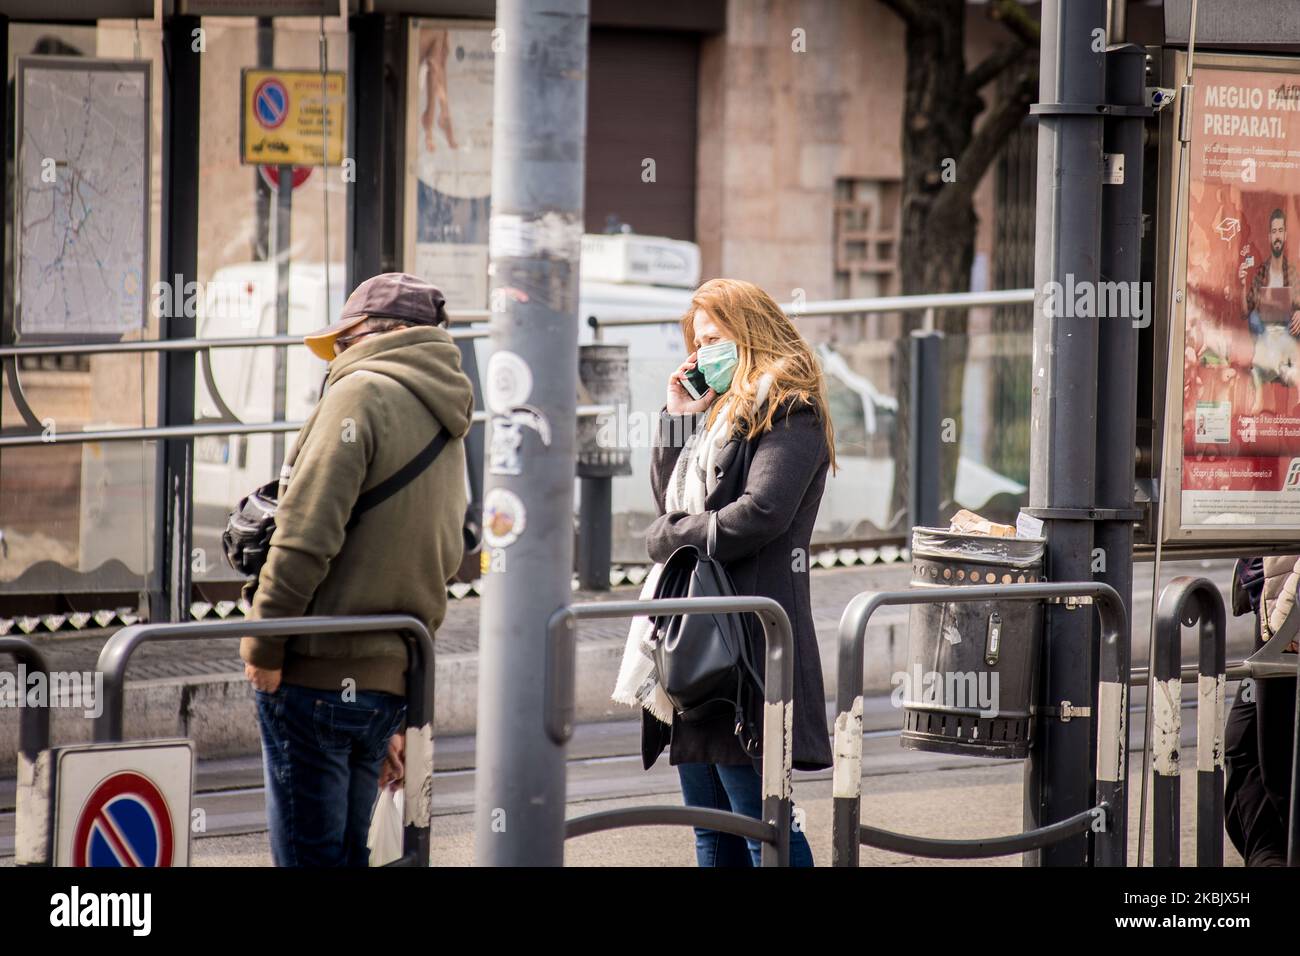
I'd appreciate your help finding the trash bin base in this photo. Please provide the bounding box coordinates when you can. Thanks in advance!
[900,707,1030,760]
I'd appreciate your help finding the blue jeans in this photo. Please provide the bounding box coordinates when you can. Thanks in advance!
[255,683,406,867]
[677,763,814,867]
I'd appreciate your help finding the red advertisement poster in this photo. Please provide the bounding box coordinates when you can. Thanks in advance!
[1179,63,1300,531]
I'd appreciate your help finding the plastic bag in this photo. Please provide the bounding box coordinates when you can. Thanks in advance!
[367,786,405,867]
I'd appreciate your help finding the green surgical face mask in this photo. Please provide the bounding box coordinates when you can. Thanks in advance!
[696,339,738,394]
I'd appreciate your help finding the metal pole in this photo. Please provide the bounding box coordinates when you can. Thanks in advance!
[1091,40,1148,868]
[1151,589,1181,867]
[155,14,202,623]
[347,14,407,290]
[474,0,589,867]
[1194,585,1226,868]
[271,168,292,476]
[3,637,52,867]
[908,330,942,531]
[254,18,273,262]
[577,476,612,590]
[1025,0,1107,866]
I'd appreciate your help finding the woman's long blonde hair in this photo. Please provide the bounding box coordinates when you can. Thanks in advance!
[683,278,837,472]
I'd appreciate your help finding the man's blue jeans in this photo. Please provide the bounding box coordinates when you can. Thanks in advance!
[677,763,814,867]
[255,683,406,867]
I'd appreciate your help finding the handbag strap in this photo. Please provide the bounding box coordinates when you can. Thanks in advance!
[706,511,718,558]
[346,427,451,531]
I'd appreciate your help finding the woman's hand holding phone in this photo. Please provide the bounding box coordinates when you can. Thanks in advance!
[667,353,717,415]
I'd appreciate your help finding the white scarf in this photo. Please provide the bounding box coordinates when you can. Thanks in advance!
[611,373,775,723]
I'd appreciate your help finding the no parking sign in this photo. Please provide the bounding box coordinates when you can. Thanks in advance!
[53,740,193,867]
[240,68,345,166]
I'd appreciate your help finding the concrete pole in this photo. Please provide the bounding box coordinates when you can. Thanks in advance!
[474,0,589,866]
[1024,0,1107,866]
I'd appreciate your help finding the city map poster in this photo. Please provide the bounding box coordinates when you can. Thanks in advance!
[404,21,495,311]
[15,57,149,339]
[1176,60,1300,534]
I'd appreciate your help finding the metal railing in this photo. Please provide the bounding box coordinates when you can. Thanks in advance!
[0,327,488,359]
[831,582,1128,866]
[546,596,795,866]
[92,615,435,867]
[0,404,615,448]
[586,288,1036,338]
[1148,577,1226,868]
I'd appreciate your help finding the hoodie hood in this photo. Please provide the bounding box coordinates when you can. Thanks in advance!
[326,324,474,438]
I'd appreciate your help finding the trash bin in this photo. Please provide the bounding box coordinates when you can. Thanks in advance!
[900,527,1046,758]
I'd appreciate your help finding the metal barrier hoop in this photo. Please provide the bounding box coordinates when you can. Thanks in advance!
[92,614,434,866]
[1149,577,1226,868]
[831,581,1129,867]
[546,595,795,867]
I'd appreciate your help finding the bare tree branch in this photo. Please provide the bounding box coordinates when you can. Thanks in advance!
[988,0,1041,47]
[876,0,926,29]
[966,40,1028,93]
[935,70,1037,216]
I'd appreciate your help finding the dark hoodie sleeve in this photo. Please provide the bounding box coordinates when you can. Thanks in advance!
[241,376,376,669]
[645,401,827,564]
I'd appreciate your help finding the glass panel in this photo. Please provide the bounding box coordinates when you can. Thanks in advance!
[190,16,348,586]
[1,20,162,599]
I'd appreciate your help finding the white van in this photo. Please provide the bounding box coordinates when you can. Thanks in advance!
[191,262,340,576]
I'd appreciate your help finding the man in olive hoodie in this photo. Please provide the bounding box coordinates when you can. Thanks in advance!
[240,273,473,867]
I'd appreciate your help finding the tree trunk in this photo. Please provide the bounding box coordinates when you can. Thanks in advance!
[888,0,980,530]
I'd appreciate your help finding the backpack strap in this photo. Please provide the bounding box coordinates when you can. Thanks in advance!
[346,427,451,531]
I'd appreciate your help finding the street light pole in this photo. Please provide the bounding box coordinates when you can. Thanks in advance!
[474,0,590,866]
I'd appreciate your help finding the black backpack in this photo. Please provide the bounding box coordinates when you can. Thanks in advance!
[222,428,453,579]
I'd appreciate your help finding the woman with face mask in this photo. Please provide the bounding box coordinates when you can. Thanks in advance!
[614,277,837,867]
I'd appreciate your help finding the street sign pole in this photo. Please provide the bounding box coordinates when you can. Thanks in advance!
[1024,0,1107,866]
[271,165,292,476]
[474,0,590,866]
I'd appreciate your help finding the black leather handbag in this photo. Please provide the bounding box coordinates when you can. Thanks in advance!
[650,513,765,756]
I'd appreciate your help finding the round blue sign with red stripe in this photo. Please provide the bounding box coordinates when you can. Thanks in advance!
[72,771,175,867]
[253,78,289,130]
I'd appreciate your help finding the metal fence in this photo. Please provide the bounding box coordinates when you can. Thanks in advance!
[831,581,1129,866]
[91,614,436,867]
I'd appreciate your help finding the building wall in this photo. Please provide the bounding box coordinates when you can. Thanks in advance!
[698,0,1020,302]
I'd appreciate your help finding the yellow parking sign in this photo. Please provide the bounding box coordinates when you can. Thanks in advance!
[241,68,345,166]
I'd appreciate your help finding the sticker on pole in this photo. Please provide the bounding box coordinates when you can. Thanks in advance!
[54,740,193,867]
[485,350,533,414]
[482,488,527,548]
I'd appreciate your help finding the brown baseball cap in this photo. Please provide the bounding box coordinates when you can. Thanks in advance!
[304,272,449,360]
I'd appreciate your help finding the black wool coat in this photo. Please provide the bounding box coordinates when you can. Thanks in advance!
[641,398,834,771]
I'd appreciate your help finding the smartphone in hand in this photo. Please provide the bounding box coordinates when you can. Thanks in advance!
[681,365,710,400]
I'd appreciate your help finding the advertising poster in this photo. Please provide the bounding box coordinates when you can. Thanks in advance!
[404,21,495,311]
[1173,58,1300,536]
